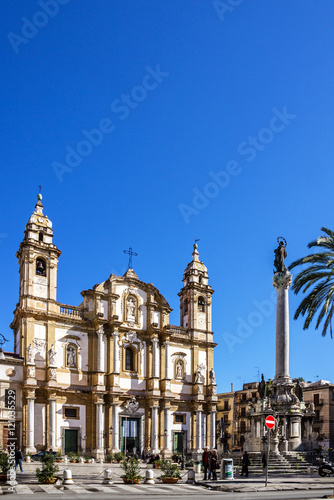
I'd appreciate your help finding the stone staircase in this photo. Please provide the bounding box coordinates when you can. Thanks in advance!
[224,452,317,474]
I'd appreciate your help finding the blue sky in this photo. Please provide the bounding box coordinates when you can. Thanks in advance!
[1,1,334,392]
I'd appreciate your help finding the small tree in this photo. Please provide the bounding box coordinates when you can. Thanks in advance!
[120,456,142,482]
[160,460,181,479]
[36,454,59,483]
[0,453,10,474]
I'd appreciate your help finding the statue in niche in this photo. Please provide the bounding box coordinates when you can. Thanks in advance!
[176,360,183,379]
[209,368,216,385]
[274,237,287,273]
[126,296,136,322]
[26,344,34,364]
[295,379,303,401]
[48,344,57,366]
[66,345,76,367]
[258,373,266,400]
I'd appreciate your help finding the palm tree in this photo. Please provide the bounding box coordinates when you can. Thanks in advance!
[288,227,334,338]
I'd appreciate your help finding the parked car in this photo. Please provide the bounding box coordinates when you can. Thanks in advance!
[31,450,57,461]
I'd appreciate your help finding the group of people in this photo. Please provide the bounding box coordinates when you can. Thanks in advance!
[202,447,219,480]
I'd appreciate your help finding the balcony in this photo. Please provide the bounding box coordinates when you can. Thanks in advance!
[164,325,190,338]
[59,304,84,318]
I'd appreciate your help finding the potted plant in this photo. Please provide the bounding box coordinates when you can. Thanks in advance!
[106,454,114,463]
[153,459,162,469]
[114,452,125,463]
[68,451,78,463]
[120,456,143,484]
[84,454,92,463]
[36,454,60,484]
[55,452,62,463]
[0,453,10,482]
[159,460,181,484]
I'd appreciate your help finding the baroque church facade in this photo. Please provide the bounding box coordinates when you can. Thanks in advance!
[9,195,218,458]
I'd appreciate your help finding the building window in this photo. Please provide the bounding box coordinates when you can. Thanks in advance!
[240,420,246,433]
[240,407,246,416]
[184,300,188,314]
[36,258,46,276]
[174,414,186,424]
[224,400,229,411]
[5,389,16,408]
[63,407,79,419]
[198,297,205,312]
[242,393,247,401]
[199,275,202,284]
[65,344,77,368]
[314,394,320,405]
[125,347,134,371]
[39,232,43,242]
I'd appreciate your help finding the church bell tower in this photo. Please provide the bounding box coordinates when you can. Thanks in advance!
[178,243,213,332]
[16,193,61,307]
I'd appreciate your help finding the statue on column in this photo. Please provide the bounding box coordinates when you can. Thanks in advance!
[274,237,287,273]
[258,373,266,400]
[209,368,216,385]
[295,379,303,402]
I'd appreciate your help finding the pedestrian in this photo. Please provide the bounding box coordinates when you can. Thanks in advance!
[262,451,267,470]
[241,451,250,477]
[202,446,211,480]
[15,448,24,473]
[210,449,218,481]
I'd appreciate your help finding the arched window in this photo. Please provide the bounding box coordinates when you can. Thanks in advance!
[184,300,188,314]
[125,347,134,371]
[198,296,205,312]
[39,232,43,242]
[36,258,46,276]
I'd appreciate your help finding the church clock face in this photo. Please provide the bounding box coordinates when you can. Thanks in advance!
[34,216,47,227]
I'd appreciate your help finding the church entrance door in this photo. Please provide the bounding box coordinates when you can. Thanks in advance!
[121,417,140,454]
[64,429,78,454]
[173,432,185,454]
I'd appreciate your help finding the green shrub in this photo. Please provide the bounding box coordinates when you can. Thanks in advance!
[121,456,142,481]
[114,452,125,462]
[160,460,181,479]
[0,453,10,474]
[36,454,59,483]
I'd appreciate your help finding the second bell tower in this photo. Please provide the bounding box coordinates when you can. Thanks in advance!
[178,243,213,332]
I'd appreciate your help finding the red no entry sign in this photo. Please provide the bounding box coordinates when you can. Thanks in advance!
[265,415,276,429]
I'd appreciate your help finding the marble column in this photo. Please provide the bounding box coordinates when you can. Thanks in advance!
[97,330,104,372]
[95,402,105,459]
[112,404,120,452]
[196,410,202,452]
[113,331,120,374]
[210,411,216,449]
[151,406,159,453]
[273,271,292,383]
[26,396,36,454]
[164,407,171,453]
[165,341,171,379]
[48,398,56,450]
[152,338,159,378]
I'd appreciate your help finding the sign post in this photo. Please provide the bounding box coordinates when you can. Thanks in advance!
[265,415,275,487]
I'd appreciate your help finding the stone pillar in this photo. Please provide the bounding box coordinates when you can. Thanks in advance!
[113,331,120,374]
[95,401,105,460]
[165,341,171,379]
[273,271,292,383]
[26,395,36,454]
[164,407,171,454]
[210,411,216,449]
[151,406,159,453]
[112,404,120,452]
[152,339,159,378]
[97,330,104,372]
[48,397,56,450]
[196,410,202,452]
